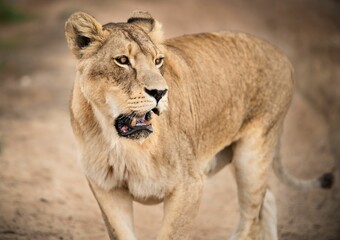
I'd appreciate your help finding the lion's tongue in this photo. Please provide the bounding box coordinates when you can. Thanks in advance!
[121,125,129,133]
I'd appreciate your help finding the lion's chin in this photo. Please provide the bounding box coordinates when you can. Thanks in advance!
[115,111,153,140]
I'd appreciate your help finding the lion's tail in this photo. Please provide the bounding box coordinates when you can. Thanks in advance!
[272,153,335,191]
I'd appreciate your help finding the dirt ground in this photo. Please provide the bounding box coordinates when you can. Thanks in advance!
[0,0,339,239]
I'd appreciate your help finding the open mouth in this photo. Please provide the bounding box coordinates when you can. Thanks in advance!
[115,111,153,138]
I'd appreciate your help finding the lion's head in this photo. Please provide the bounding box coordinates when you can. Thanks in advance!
[65,11,168,140]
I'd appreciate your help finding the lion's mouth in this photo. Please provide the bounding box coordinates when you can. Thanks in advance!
[115,111,153,138]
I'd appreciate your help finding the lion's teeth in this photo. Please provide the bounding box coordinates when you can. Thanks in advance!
[130,117,137,127]
[144,120,152,125]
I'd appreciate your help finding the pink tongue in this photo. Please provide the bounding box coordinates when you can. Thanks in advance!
[121,126,129,133]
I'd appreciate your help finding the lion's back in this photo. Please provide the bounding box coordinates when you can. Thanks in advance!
[163,31,294,146]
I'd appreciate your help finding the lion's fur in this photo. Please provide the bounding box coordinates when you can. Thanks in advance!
[65,11,332,240]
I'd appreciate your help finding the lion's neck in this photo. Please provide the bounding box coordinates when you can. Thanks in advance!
[70,81,164,191]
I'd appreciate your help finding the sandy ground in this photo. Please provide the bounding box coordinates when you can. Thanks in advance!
[0,0,339,239]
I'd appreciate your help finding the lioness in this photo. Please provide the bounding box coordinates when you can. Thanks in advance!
[65,11,334,240]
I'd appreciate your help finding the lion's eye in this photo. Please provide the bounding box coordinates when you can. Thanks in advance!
[115,56,130,65]
[155,57,164,67]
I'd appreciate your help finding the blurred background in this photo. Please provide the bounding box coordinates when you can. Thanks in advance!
[0,0,339,239]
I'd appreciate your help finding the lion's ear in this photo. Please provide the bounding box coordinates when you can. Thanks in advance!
[65,12,107,59]
[127,11,164,44]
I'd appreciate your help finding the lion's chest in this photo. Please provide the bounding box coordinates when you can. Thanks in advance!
[107,149,175,203]
[127,176,169,204]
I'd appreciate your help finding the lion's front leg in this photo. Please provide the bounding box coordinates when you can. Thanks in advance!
[157,177,204,240]
[88,179,136,240]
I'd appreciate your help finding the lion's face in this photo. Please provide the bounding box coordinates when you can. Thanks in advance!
[66,12,168,139]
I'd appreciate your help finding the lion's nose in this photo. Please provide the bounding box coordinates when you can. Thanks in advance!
[144,88,168,103]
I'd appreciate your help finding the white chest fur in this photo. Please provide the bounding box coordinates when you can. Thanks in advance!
[80,140,174,203]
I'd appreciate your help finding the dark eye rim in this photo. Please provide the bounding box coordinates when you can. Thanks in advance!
[155,57,164,66]
[114,55,130,65]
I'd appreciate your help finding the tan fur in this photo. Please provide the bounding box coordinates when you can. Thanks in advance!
[65,11,332,240]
